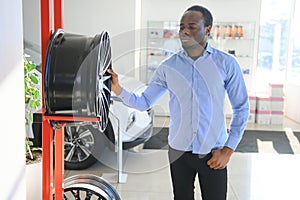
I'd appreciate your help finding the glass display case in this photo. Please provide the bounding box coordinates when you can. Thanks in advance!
[146,21,181,83]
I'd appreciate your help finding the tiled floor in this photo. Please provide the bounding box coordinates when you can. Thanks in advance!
[65,116,300,200]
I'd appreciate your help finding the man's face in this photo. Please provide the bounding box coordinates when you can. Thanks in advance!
[179,11,210,50]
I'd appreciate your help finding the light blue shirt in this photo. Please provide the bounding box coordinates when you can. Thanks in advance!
[119,44,249,154]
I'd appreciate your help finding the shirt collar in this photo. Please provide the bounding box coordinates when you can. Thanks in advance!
[206,43,213,54]
[179,43,213,59]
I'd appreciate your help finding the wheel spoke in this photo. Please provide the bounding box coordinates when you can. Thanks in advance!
[65,145,76,162]
[94,31,112,132]
[76,144,92,161]
[64,174,121,200]
[65,126,74,139]
[97,32,112,75]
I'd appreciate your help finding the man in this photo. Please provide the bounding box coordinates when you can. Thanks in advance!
[108,5,249,200]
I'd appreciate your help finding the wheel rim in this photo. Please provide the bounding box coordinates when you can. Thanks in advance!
[64,174,121,200]
[96,31,112,132]
[64,124,95,163]
[44,29,112,132]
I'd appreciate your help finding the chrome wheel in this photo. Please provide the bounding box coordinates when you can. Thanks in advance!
[96,31,112,132]
[64,123,105,170]
[64,174,121,200]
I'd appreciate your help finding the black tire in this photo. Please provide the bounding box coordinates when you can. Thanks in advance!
[64,123,106,170]
[64,174,121,200]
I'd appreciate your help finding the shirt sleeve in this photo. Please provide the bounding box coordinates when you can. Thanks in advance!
[117,65,168,112]
[224,57,250,150]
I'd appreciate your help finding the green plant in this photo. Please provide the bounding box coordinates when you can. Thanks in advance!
[25,136,42,162]
[24,56,41,126]
[24,55,42,162]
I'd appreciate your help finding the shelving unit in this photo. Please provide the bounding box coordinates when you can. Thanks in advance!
[146,21,181,83]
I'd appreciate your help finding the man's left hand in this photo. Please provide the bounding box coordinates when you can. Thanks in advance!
[207,146,234,170]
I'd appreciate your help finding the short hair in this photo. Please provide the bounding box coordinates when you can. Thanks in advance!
[186,5,213,27]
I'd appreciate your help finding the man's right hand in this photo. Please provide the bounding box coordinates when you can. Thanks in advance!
[107,69,123,96]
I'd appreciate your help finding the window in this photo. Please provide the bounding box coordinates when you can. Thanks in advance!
[288,0,300,82]
[256,0,292,93]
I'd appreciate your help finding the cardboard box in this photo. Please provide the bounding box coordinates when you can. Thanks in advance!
[269,83,284,97]
[270,97,284,111]
[271,111,284,125]
[255,110,271,124]
[249,95,256,111]
[248,109,256,123]
[256,95,271,111]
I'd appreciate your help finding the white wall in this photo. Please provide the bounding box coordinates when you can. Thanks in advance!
[141,0,261,25]
[64,0,137,76]
[285,82,300,123]
[0,0,26,199]
[23,0,137,76]
[22,0,41,48]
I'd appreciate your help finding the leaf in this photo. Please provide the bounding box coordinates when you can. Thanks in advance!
[30,75,39,84]
[26,62,36,72]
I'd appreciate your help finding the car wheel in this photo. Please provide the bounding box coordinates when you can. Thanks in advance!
[64,123,106,170]
[64,174,121,200]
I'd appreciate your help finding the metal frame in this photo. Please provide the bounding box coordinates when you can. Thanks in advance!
[40,1,124,199]
[109,111,128,183]
[40,1,101,199]
[41,0,62,199]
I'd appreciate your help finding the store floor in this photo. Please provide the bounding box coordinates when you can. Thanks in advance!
[65,116,300,200]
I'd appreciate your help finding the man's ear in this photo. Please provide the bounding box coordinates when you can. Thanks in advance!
[205,25,212,36]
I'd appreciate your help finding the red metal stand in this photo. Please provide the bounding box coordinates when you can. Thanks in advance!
[40,1,100,199]
[40,1,54,199]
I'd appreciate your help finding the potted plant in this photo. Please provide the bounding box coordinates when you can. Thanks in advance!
[24,55,42,200]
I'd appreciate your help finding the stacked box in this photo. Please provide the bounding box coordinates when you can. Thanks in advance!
[249,95,256,110]
[271,111,284,125]
[256,95,271,111]
[255,95,271,124]
[269,83,284,97]
[251,84,284,125]
[269,83,284,125]
[256,110,271,124]
[248,109,256,123]
[270,97,284,111]
[248,95,256,124]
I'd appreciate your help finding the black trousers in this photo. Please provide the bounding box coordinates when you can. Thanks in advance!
[168,147,227,200]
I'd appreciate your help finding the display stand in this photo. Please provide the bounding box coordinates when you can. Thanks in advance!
[102,112,128,183]
[40,0,123,199]
[40,0,64,199]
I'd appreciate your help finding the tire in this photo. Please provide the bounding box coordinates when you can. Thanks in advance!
[64,123,106,170]
[64,174,121,200]
[44,30,112,132]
